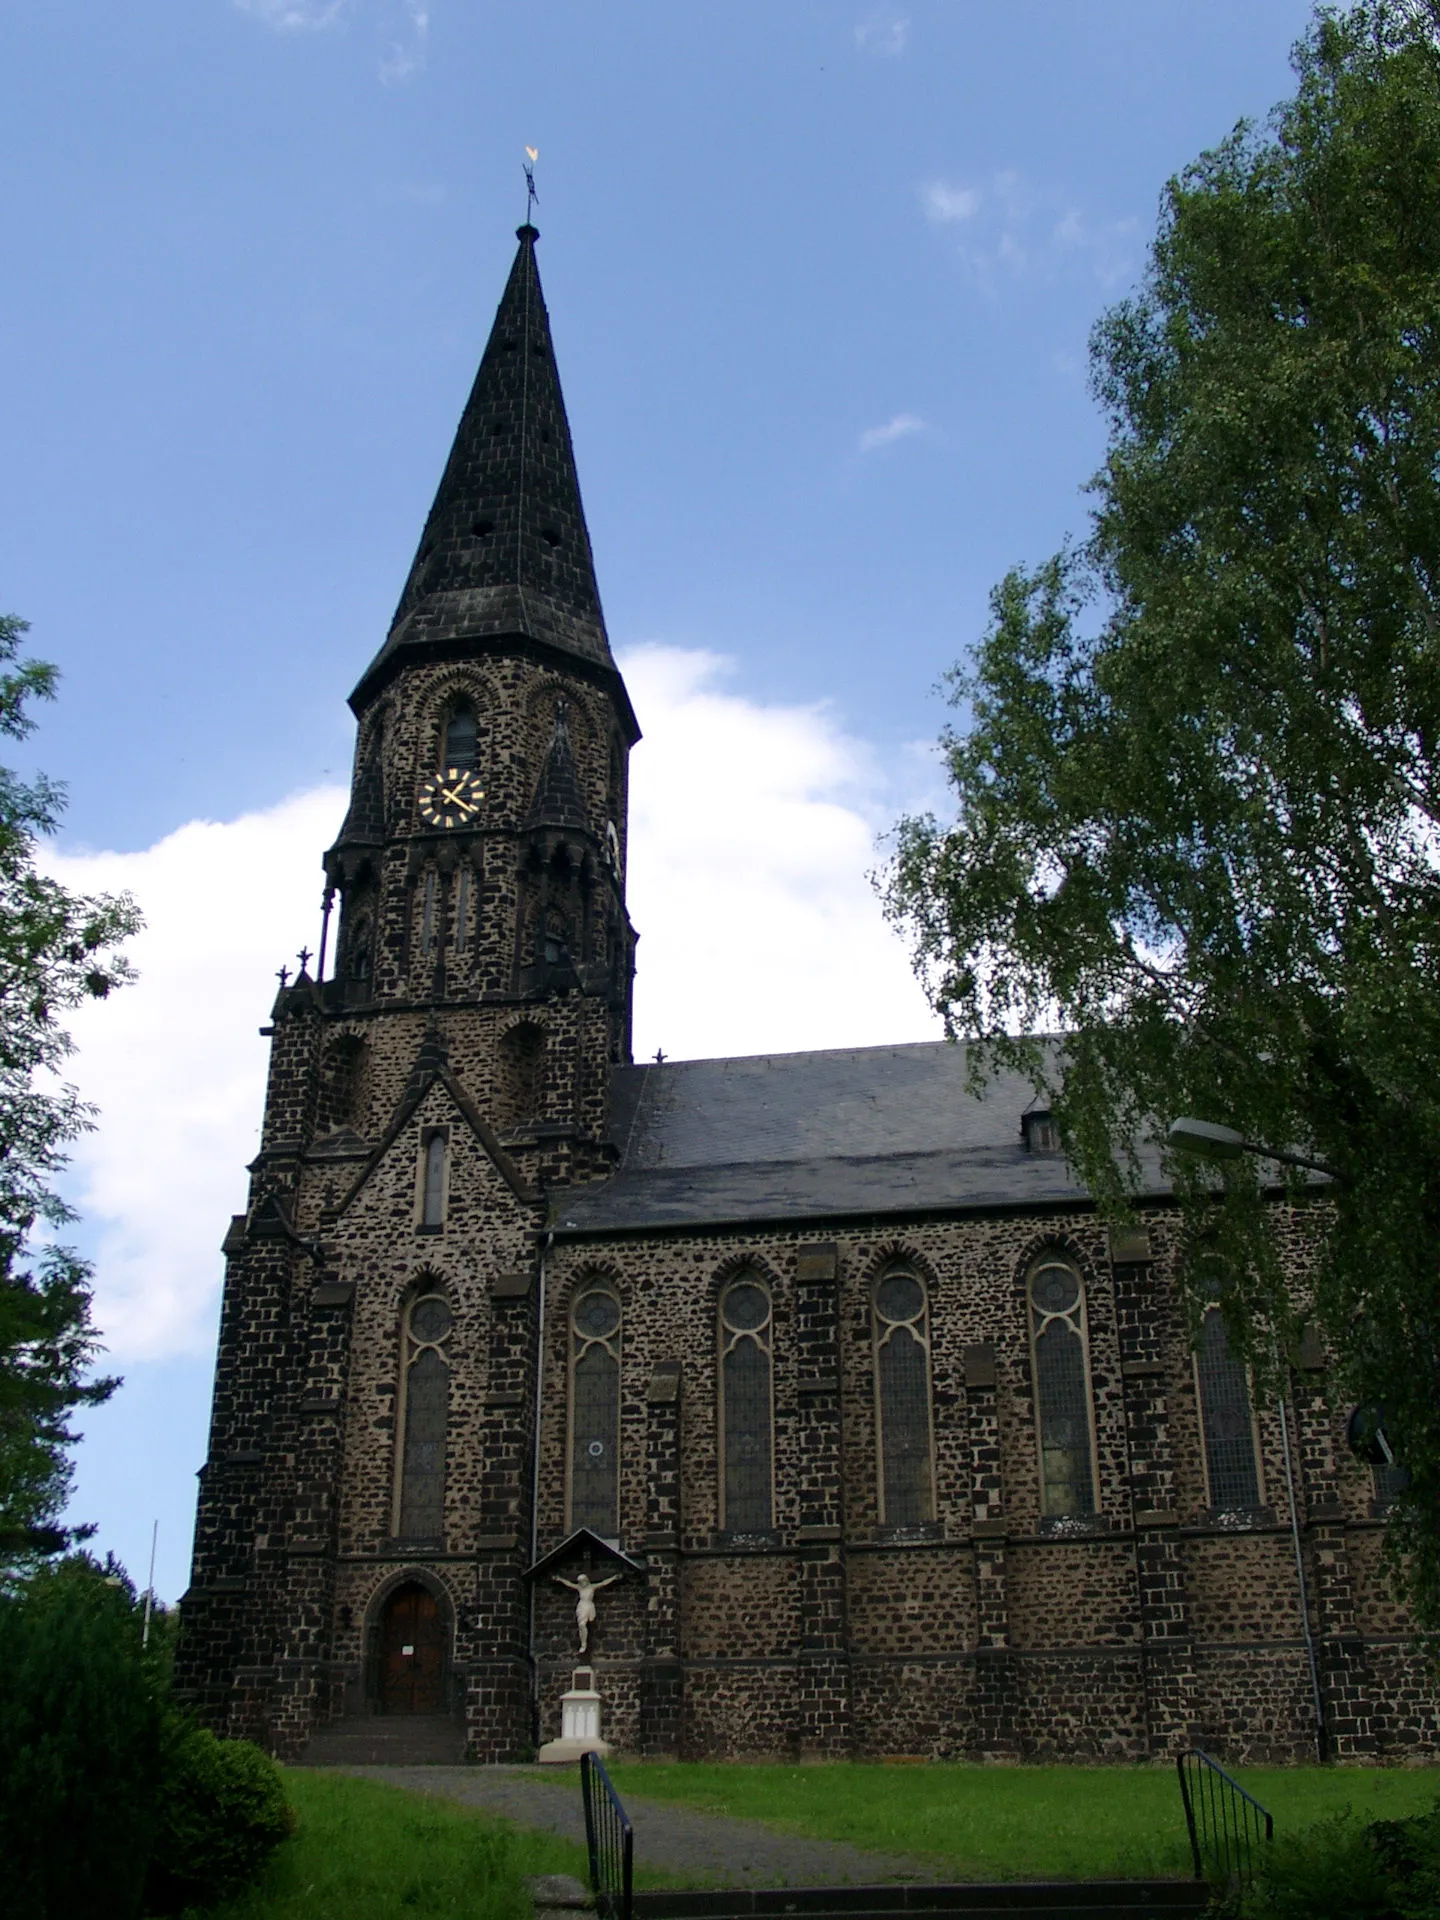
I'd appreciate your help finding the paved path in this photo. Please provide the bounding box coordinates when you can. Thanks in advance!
[340,1765,945,1888]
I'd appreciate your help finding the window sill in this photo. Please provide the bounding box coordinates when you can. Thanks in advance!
[1037,1513,1109,1539]
[710,1530,778,1551]
[1202,1506,1277,1530]
[414,1223,445,1237]
[875,1521,943,1544]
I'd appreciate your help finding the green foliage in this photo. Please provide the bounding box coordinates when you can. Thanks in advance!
[605,1759,1440,1885]
[202,1770,601,1920]
[0,1557,168,1920]
[0,612,139,1578]
[1240,1801,1440,1919]
[145,1725,294,1915]
[883,1,1440,1625]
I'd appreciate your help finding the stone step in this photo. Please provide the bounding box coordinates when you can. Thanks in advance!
[295,1712,468,1766]
[633,1886,1208,1920]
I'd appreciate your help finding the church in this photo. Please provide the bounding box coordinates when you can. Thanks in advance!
[176,224,1435,1767]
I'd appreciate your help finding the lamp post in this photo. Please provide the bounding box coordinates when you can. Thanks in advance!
[1165,1117,1340,1181]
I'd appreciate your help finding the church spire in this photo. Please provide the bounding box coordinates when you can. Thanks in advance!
[351,225,616,710]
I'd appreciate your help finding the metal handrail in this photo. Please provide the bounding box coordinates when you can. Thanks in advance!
[1177,1748,1274,1886]
[580,1750,633,1920]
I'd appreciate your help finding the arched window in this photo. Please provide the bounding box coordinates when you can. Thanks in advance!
[442,703,478,772]
[1027,1252,1097,1517]
[569,1286,621,1535]
[873,1268,935,1526]
[1195,1307,1262,1511]
[718,1275,773,1533]
[395,1291,452,1541]
[420,1131,447,1230]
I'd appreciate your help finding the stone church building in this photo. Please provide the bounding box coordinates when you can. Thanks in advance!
[177,226,1435,1767]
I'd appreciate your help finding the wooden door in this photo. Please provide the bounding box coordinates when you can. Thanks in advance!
[378,1583,445,1714]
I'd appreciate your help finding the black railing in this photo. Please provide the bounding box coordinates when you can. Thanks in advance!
[580,1750,633,1920]
[1177,1748,1274,1887]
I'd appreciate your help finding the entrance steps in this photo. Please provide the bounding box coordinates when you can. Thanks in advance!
[633,1886,1208,1920]
[295,1712,467,1766]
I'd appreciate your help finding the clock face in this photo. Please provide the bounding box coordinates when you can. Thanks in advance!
[418,766,485,829]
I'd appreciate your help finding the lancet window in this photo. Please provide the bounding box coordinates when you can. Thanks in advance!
[454,866,473,954]
[718,1275,773,1533]
[872,1268,935,1526]
[419,871,438,956]
[1195,1307,1262,1511]
[395,1290,452,1541]
[419,1130,447,1230]
[569,1286,622,1536]
[1027,1252,1097,1517]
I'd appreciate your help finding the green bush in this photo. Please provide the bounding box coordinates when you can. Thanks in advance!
[1244,1801,1440,1920]
[0,1558,167,1920]
[145,1723,295,1915]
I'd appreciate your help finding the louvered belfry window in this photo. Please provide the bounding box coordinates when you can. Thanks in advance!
[397,1292,452,1540]
[719,1276,773,1532]
[873,1270,935,1525]
[443,704,478,771]
[570,1288,621,1535]
[1028,1254,1097,1517]
[1196,1307,1262,1510]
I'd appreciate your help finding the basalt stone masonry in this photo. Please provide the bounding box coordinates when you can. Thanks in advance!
[177,226,1437,1768]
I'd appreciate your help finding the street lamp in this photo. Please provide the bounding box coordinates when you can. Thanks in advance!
[1166,1116,1340,1180]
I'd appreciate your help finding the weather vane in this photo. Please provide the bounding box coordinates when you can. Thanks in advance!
[523,146,539,221]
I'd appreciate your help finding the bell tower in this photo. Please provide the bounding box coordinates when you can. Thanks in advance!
[178,224,639,1762]
[321,221,639,1185]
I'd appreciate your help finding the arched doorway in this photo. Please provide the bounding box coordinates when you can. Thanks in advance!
[377,1580,448,1714]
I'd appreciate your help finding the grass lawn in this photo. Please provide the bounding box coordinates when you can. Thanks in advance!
[195,1770,597,1920]
[606,1760,1440,1884]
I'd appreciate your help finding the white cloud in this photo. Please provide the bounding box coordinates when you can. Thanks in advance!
[922,170,1138,295]
[47,790,348,1362]
[379,0,428,82]
[854,13,909,56]
[858,412,926,453]
[46,649,936,1363]
[233,0,352,27]
[923,180,980,225]
[233,0,427,80]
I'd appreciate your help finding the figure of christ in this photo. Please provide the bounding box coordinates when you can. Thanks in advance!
[551,1570,620,1653]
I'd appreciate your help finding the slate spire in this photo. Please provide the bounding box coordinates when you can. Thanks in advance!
[351,225,614,708]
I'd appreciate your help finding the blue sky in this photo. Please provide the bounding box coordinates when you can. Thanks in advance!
[2,1,1318,1600]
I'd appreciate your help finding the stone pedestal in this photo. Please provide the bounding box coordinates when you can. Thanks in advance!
[537,1667,612,1764]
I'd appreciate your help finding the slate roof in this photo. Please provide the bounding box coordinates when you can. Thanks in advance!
[351,226,628,717]
[549,1039,1168,1236]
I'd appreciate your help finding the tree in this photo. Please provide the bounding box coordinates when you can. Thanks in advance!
[0,613,139,1577]
[884,2,1440,1625]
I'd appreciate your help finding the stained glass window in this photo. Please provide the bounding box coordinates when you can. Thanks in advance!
[719,1278,773,1532]
[397,1292,452,1540]
[1196,1307,1261,1510]
[874,1270,934,1525]
[1028,1254,1096,1517]
[570,1287,621,1534]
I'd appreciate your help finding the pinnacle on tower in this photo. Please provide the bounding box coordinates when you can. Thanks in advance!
[351,225,617,710]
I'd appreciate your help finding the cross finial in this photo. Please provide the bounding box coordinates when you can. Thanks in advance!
[276,965,291,990]
[523,146,539,221]
[297,947,312,973]
[654,1047,666,1064]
